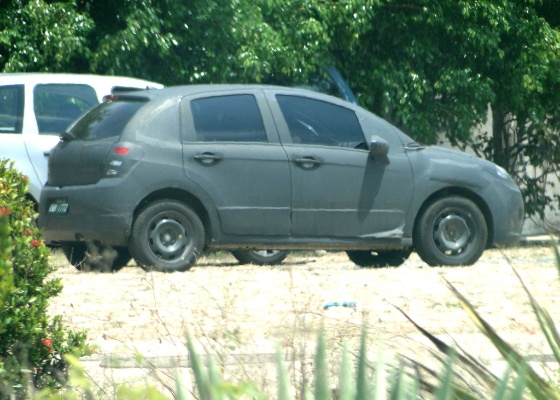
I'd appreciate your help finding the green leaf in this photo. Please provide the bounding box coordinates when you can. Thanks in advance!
[314,328,331,400]
[186,332,210,400]
[276,345,293,400]
[338,344,355,400]
[356,325,371,400]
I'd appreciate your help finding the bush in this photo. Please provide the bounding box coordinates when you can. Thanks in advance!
[0,159,87,399]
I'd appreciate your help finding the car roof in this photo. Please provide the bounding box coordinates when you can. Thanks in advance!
[0,73,163,89]
[123,84,347,102]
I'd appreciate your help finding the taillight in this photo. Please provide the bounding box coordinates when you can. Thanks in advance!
[114,146,130,155]
[105,144,144,177]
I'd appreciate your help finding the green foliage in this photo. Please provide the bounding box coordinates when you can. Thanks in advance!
[3,0,560,214]
[0,159,87,399]
[0,0,93,72]
[330,0,560,217]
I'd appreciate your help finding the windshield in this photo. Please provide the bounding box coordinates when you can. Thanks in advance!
[67,99,146,141]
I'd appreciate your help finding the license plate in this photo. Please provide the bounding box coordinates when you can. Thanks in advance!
[47,199,69,215]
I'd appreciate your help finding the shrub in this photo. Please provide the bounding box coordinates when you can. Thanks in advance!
[0,159,87,399]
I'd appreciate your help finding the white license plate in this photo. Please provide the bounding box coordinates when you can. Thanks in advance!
[47,200,69,215]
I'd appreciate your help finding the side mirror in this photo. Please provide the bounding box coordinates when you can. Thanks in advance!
[369,136,389,158]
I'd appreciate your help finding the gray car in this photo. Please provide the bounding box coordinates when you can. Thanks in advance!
[39,85,524,272]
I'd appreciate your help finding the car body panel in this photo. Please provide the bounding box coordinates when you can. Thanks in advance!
[403,145,524,245]
[264,89,414,239]
[180,89,291,237]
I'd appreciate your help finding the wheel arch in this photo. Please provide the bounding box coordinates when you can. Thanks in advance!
[133,188,213,246]
[412,187,494,248]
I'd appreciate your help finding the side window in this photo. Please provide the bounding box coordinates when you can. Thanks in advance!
[276,95,365,148]
[191,94,267,142]
[34,84,99,135]
[0,85,24,134]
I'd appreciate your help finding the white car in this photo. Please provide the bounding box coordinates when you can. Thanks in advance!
[0,73,163,204]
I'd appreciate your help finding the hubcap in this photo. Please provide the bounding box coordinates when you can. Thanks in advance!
[433,213,472,254]
[148,218,189,260]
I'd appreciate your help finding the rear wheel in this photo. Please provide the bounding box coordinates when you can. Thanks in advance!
[129,200,204,272]
[346,249,411,268]
[231,250,289,265]
[62,241,131,272]
[414,196,487,266]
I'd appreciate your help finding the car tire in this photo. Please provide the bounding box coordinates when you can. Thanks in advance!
[129,200,204,272]
[346,249,411,268]
[231,250,289,265]
[414,196,488,266]
[62,241,131,272]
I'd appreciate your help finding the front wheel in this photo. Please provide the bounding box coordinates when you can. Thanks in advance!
[414,196,487,266]
[346,249,411,268]
[231,250,289,265]
[129,200,205,272]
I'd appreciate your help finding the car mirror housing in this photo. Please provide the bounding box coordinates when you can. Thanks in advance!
[370,136,389,158]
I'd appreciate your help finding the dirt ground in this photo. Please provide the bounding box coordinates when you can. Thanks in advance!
[47,244,560,396]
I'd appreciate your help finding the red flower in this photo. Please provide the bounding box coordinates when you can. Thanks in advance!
[0,207,9,216]
[31,239,42,247]
[41,338,53,353]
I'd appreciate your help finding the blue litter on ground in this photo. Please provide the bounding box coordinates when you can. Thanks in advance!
[323,301,357,310]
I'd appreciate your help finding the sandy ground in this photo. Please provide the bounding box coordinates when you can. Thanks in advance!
[47,245,560,397]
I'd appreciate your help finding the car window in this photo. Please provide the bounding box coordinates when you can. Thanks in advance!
[0,85,24,134]
[191,94,267,142]
[276,95,365,148]
[34,84,99,135]
[68,99,146,141]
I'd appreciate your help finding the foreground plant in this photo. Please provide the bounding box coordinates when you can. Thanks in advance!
[185,244,560,399]
[0,159,87,399]
[397,245,560,400]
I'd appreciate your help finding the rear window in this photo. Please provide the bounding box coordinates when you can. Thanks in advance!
[68,100,146,141]
[34,84,99,134]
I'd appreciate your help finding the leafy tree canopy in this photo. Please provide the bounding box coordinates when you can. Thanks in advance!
[1,0,560,216]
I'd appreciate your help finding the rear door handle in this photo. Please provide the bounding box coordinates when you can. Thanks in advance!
[194,152,222,164]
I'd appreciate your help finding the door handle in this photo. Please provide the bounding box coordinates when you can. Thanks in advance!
[44,151,51,157]
[194,152,222,164]
[294,156,322,168]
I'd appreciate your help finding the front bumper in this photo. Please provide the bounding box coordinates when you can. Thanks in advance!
[488,182,524,247]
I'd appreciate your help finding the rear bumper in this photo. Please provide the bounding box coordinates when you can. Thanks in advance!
[39,180,134,246]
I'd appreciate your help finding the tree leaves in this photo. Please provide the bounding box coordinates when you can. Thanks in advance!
[2,0,560,215]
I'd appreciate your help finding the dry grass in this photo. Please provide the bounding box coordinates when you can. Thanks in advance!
[47,245,560,397]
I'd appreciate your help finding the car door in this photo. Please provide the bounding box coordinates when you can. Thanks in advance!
[28,83,99,185]
[0,84,40,188]
[181,90,291,237]
[267,91,414,239]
